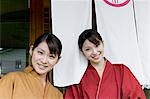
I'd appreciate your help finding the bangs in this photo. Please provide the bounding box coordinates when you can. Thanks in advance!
[46,38,61,56]
[88,37,101,47]
[46,40,59,55]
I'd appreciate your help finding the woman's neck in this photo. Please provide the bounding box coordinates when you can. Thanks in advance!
[91,58,106,77]
[40,74,47,88]
[91,57,105,67]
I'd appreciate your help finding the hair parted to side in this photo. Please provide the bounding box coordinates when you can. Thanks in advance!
[32,33,62,57]
[78,29,103,51]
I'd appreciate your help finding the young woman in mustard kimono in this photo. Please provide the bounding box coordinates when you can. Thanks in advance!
[64,29,146,99]
[0,33,63,99]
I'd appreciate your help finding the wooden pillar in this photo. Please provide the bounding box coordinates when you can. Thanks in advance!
[43,0,52,33]
[29,0,51,45]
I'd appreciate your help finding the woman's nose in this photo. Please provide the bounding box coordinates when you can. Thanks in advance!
[92,48,97,54]
[41,55,48,63]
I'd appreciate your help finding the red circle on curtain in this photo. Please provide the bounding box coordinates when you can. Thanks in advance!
[103,0,130,7]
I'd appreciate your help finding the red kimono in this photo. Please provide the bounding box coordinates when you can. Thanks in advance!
[64,60,146,99]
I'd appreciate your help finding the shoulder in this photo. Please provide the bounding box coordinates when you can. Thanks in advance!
[112,63,138,82]
[8,71,24,77]
[1,71,25,81]
[114,64,133,74]
[107,60,134,77]
[107,60,131,73]
[0,71,25,86]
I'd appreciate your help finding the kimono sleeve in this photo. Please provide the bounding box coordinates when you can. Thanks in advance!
[0,72,15,99]
[121,65,146,99]
[64,84,83,99]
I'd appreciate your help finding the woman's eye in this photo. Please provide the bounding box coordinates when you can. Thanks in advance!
[49,55,56,58]
[85,49,90,51]
[96,44,100,48]
[37,51,43,55]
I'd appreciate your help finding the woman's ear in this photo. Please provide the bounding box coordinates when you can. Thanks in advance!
[29,45,33,56]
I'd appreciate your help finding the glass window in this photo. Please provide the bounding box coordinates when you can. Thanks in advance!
[0,0,29,75]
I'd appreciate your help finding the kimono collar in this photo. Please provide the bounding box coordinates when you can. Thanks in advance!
[24,66,50,82]
[89,58,108,69]
[23,66,40,79]
[24,65,34,73]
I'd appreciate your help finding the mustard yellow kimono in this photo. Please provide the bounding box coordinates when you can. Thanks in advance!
[0,66,63,99]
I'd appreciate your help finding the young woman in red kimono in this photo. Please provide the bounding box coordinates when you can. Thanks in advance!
[64,29,146,99]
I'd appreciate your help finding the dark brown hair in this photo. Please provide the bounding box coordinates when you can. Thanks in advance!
[32,33,62,57]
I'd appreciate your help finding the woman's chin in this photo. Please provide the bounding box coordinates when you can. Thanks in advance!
[91,60,100,64]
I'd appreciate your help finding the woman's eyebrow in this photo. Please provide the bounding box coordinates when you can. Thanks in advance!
[37,48,45,52]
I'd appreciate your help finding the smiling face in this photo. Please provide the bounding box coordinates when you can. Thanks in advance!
[82,39,104,64]
[30,41,59,76]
